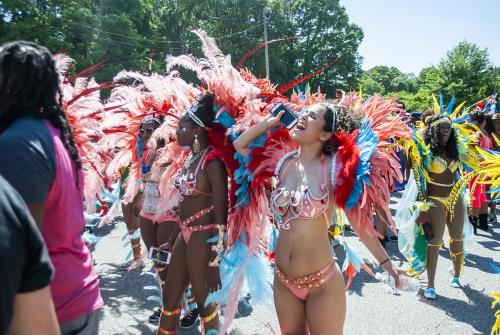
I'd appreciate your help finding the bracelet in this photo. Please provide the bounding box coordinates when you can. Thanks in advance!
[379,258,391,267]
[208,254,221,267]
[208,225,226,268]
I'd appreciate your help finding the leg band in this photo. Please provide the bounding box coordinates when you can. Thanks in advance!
[161,307,181,317]
[157,327,176,335]
[201,307,218,323]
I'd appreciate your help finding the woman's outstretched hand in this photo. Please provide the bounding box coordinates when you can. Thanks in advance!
[381,261,407,289]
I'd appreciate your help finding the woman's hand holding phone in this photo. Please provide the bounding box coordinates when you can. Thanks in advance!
[266,110,286,127]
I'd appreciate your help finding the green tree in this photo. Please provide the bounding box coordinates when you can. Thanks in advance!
[438,41,493,103]
[0,0,364,94]
[359,65,417,96]
[388,42,498,111]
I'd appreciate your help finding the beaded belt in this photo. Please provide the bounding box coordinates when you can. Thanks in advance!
[276,260,334,289]
[179,205,215,231]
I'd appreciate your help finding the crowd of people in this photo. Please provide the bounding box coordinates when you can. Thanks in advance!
[0,33,498,335]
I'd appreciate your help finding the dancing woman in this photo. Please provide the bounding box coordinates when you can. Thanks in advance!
[234,98,405,335]
[397,101,476,300]
[420,114,467,298]
[157,92,227,335]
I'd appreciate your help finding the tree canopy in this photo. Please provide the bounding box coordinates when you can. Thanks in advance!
[360,42,498,111]
[1,3,497,105]
[0,0,363,95]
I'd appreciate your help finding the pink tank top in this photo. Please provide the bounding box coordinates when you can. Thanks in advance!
[42,121,103,324]
[479,131,493,150]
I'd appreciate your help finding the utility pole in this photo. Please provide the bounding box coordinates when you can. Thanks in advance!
[263,8,271,79]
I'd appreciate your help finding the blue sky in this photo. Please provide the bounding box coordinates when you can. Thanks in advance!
[340,0,500,75]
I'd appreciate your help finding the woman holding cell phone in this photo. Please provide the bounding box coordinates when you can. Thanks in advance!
[137,117,181,323]
[234,98,406,335]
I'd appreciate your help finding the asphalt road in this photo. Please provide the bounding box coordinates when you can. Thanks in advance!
[91,192,499,335]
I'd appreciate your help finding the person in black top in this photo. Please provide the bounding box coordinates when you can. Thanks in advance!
[0,175,60,335]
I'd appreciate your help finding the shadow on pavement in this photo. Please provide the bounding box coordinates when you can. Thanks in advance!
[99,263,159,334]
[438,246,499,275]
[420,283,494,335]
[475,226,500,252]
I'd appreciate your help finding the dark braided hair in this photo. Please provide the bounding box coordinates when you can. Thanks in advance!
[0,41,81,170]
[319,99,363,155]
[423,114,459,160]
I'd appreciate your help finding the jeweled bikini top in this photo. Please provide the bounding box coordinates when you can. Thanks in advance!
[270,151,333,230]
[173,148,211,201]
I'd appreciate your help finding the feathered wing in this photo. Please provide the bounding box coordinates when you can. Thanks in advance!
[102,70,197,206]
[55,54,111,212]
[334,94,411,237]
[332,94,412,285]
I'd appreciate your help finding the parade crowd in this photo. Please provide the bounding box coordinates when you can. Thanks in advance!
[0,35,498,335]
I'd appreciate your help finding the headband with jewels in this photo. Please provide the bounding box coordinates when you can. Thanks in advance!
[424,94,467,129]
[429,117,451,128]
[184,99,205,128]
[141,114,161,125]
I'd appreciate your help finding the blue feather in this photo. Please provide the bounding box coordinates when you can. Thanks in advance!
[269,227,279,253]
[233,132,268,208]
[490,262,500,274]
[216,110,235,129]
[439,94,444,113]
[345,118,378,210]
[205,235,273,307]
[342,241,364,272]
[453,114,471,124]
[446,96,455,114]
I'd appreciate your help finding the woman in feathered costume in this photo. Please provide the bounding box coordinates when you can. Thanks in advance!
[234,95,409,334]
[467,108,494,232]
[156,91,229,335]
[104,67,208,324]
[101,68,193,269]
[396,97,475,300]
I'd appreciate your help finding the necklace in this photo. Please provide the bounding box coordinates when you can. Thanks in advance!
[183,147,210,169]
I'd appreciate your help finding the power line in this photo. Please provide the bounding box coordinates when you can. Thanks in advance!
[216,23,264,39]
[71,21,264,46]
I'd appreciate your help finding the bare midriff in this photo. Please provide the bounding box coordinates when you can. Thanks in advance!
[275,208,334,279]
[427,169,455,199]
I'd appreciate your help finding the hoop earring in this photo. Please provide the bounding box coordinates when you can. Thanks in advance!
[193,134,201,153]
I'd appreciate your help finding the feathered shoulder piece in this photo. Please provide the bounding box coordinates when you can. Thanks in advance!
[54,54,111,211]
[399,129,431,199]
[333,93,411,237]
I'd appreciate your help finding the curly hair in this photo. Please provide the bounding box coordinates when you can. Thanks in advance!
[469,108,495,134]
[423,114,459,160]
[0,41,81,170]
[318,99,363,155]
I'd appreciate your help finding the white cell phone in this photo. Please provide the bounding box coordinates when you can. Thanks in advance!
[270,102,298,129]
[148,247,171,264]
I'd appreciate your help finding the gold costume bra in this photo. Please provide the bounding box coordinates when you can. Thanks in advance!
[428,156,459,174]
[427,156,459,188]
